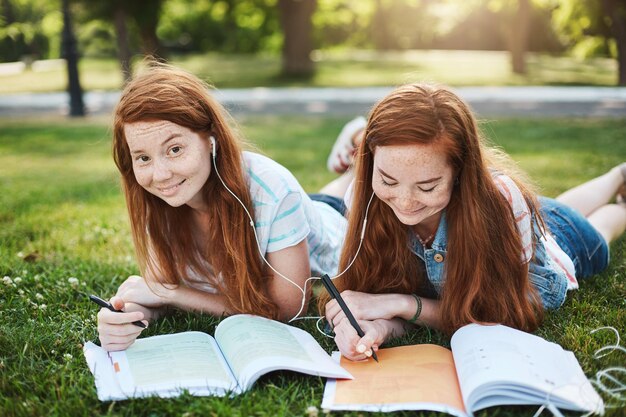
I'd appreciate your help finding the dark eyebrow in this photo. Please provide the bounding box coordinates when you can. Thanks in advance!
[130,134,181,155]
[378,168,441,184]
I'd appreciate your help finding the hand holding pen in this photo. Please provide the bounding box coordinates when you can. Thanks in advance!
[89,294,147,328]
[321,274,379,362]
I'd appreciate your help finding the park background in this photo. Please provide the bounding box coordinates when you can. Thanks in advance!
[1,1,625,416]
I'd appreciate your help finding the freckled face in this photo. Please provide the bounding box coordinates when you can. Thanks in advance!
[124,120,212,211]
[372,143,455,232]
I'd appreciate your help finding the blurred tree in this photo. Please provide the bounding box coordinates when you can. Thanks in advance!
[113,2,132,83]
[0,0,57,62]
[159,0,278,54]
[128,0,166,59]
[61,0,84,116]
[72,1,133,82]
[552,0,625,85]
[482,0,533,75]
[370,0,438,50]
[2,0,14,24]
[74,0,165,82]
[278,0,316,76]
[510,0,530,74]
[313,0,371,49]
[601,0,626,85]
[425,0,560,55]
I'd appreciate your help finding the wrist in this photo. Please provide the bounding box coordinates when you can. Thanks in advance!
[395,293,421,321]
[371,318,393,342]
[158,283,180,305]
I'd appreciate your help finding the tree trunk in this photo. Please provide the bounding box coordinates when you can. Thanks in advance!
[278,0,316,77]
[61,0,85,116]
[139,25,165,59]
[128,0,166,60]
[113,5,132,84]
[509,0,531,74]
[602,0,626,85]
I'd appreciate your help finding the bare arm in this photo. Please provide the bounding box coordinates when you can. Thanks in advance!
[161,238,311,320]
[264,239,311,321]
[326,291,443,330]
[97,239,311,351]
[111,239,311,318]
[326,291,443,360]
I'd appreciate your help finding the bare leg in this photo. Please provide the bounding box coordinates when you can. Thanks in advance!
[319,170,354,199]
[556,163,626,244]
[320,121,366,198]
[587,204,626,244]
[556,164,625,217]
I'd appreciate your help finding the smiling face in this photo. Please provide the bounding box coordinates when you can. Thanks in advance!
[124,120,212,211]
[372,143,455,234]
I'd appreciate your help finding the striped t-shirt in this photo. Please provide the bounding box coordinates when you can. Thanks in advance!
[493,174,578,289]
[244,151,347,276]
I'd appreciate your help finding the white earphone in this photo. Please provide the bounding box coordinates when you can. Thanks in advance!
[208,135,374,323]
[210,135,217,157]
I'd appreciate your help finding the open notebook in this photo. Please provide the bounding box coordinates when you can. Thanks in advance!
[322,323,603,416]
[84,314,352,401]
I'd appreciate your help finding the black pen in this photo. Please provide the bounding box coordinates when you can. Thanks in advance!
[320,274,378,362]
[88,294,147,328]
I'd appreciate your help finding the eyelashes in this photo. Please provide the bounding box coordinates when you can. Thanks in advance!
[379,177,436,193]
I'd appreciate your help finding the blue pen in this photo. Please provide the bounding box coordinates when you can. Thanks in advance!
[89,294,147,329]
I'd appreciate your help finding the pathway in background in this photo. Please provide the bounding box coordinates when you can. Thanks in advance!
[1,86,625,118]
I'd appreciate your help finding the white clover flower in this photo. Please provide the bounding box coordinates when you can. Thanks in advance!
[16,251,24,258]
[63,353,73,362]
[39,304,47,310]
[35,293,44,300]
[67,277,79,288]
[2,276,12,285]
[305,406,319,417]
[13,277,22,284]
[18,289,24,296]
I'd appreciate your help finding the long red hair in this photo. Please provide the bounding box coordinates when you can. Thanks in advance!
[319,83,543,334]
[112,61,279,319]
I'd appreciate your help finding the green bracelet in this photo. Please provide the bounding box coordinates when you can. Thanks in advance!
[408,294,422,323]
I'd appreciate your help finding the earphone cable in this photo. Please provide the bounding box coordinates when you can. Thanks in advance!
[210,139,374,323]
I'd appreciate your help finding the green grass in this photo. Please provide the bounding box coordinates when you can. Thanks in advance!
[0,116,625,416]
[0,49,619,94]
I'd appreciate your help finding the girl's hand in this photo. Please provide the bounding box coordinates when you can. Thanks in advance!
[325,291,407,327]
[332,318,389,361]
[96,297,148,351]
[116,275,175,308]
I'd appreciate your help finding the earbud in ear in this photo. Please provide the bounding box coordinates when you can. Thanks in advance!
[210,136,217,157]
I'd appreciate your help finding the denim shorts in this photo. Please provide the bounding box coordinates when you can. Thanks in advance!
[539,196,609,279]
[308,193,347,216]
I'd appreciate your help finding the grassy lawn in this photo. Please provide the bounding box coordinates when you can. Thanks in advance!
[0,50,619,94]
[1,115,625,416]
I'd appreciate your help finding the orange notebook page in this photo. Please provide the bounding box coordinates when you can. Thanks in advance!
[334,344,466,413]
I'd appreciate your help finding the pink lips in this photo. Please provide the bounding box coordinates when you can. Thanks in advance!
[396,206,424,217]
[157,179,185,196]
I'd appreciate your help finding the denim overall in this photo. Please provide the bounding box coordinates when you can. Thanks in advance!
[408,201,608,309]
